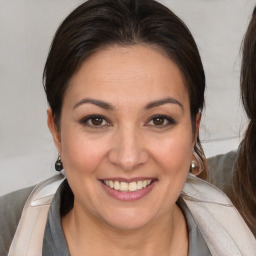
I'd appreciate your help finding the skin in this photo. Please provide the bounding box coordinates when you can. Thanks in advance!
[48,44,200,256]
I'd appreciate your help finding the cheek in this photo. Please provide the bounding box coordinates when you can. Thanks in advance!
[60,126,109,175]
[150,130,193,175]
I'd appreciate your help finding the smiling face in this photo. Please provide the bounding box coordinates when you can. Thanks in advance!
[48,44,198,230]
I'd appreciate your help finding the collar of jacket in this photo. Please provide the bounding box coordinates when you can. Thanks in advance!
[181,173,233,206]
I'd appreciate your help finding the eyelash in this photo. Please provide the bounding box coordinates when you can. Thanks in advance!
[145,115,176,128]
[79,115,111,128]
[80,114,176,129]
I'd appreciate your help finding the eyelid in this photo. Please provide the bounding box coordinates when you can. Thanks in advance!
[79,114,112,127]
[145,114,176,127]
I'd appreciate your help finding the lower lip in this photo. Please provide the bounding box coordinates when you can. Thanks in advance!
[101,181,156,201]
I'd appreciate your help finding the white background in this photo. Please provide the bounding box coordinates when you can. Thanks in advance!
[0,0,255,195]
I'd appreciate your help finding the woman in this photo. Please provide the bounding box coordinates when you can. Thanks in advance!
[1,0,255,255]
[208,7,256,236]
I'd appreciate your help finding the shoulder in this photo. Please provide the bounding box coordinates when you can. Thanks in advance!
[182,175,256,255]
[207,150,237,196]
[5,174,66,255]
[0,186,35,255]
[208,150,237,170]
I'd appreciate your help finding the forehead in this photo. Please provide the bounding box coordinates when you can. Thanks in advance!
[65,44,189,109]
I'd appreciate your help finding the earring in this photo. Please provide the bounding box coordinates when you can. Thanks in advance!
[190,150,203,176]
[55,155,63,172]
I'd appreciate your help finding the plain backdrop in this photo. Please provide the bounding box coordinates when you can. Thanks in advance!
[0,0,255,195]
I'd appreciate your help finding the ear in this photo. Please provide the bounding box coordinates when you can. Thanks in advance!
[192,112,201,148]
[47,108,61,153]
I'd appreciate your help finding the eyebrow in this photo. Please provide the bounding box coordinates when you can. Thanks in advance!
[73,98,115,110]
[73,97,183,111]
[145,97,184,111]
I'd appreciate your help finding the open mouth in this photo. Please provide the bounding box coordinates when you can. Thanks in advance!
[102,179,155,192]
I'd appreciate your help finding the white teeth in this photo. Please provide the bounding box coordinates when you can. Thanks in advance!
[104,179,152,192]
[137,181,143,190]
[114,181,120,190]
[129,182,137,192]
[120,182,128,191]
[109,180,114,188]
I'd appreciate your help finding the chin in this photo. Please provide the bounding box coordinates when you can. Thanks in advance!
[100,208,157,231]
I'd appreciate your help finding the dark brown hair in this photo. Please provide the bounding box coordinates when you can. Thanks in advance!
[233,7,256,230]
[43,0,207,178]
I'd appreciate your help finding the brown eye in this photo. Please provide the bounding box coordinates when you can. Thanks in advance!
[146,115,176,128]
[80,115,110,127]
[152,117,165,125]
[91,116,104,126]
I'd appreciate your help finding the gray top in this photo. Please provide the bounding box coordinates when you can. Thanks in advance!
[208,150,256,237]
[0,179,211,256]
[208,150,237,199]
[0,185,34,255]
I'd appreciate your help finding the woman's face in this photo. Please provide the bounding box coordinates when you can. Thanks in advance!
[49,44,199,230]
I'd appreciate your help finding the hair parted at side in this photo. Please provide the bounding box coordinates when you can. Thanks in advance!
[234,6,256,231]
[43,0,207,179]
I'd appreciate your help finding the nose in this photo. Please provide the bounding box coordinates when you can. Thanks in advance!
[108,126,149,171]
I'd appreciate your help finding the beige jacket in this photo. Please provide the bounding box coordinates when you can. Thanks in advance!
[7,173,256,256]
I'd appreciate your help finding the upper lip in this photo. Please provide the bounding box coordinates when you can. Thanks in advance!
[99,177,157,183]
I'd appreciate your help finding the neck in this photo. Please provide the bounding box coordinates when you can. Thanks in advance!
[62,201,188,256]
